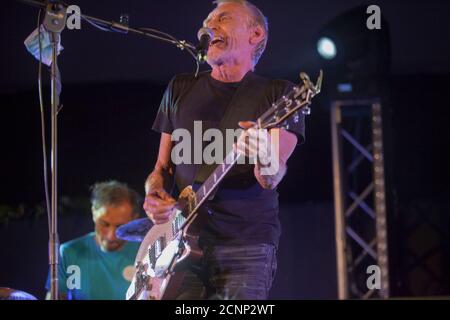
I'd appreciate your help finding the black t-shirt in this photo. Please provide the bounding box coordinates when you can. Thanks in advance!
[152,71,305,247]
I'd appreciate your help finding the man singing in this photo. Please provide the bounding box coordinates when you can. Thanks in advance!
[144,0,305,299]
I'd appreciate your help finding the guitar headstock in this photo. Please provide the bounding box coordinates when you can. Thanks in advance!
[257,70,323,130]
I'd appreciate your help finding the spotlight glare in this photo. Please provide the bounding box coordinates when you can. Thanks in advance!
[317,37,336,60]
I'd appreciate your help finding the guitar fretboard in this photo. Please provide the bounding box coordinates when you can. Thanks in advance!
[194,149,242,210]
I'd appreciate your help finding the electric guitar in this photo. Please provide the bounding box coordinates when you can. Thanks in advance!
[126,70,323,300]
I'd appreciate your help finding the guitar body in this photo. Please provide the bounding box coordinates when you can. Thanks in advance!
[126,186,203,300]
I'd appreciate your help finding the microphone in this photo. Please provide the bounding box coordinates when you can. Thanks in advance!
[196,27,214,63]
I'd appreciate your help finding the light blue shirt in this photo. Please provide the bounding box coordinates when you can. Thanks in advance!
[45,232,139,300]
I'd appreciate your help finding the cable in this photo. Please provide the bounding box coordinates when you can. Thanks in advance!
[138,27,180,43]
[37,9,51,236]
[139,27,199,71]
[138,28,200,76]
[194,59,200,78]
[81,18,201,70]
[81,15,112,32]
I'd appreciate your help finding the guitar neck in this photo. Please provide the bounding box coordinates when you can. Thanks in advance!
[194,149,242,210]
[193,106,277,208]
[186,103,282,218]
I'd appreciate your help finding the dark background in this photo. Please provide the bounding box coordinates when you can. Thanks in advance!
[0,0,449,299]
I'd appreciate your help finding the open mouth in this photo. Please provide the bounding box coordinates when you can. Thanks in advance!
[210,36,226,47]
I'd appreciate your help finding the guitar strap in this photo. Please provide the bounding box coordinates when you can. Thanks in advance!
[193,71,271,198]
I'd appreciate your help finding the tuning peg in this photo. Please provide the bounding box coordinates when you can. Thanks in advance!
[315,70,323,94]
[301,107,311,115]
[300,72,310,82]
[300,72,312,90]
[282,95,293,108]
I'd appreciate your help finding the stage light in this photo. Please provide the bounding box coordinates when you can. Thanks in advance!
[317,37,336,60]
[316,5,390,98]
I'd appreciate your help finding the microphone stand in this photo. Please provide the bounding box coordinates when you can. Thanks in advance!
[17,0,201,300]
[49,31,60,301]
[41,1,67,301]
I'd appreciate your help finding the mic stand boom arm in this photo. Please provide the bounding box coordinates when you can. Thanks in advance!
[18,0,199,58]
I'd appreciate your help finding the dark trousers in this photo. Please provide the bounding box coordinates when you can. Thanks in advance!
[176,243,277,300]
